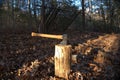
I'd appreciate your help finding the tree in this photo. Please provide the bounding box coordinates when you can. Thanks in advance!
[39,0,46,33]
[0,0,3,8]
[81,0,85,30]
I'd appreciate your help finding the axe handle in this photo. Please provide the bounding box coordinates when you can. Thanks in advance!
[31,32,63,39]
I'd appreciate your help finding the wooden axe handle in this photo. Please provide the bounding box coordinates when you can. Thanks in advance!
[31,32,63,39]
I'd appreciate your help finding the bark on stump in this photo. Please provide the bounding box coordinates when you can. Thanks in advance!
[55,45,71,80]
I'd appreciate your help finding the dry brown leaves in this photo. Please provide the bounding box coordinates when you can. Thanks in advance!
[0,32,120,80]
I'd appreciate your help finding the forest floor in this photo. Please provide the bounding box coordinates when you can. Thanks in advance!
[0,31,120,80]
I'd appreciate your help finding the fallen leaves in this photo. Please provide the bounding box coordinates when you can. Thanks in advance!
[17,59,40,78]
[0,32,120,80]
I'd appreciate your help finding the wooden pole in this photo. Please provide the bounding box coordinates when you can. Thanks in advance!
[55,44,71,79]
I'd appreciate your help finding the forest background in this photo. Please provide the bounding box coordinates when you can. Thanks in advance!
[0,0,120,33]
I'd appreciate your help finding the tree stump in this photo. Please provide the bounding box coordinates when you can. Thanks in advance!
[55,44,72,80]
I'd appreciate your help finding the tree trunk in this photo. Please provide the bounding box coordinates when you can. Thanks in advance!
[88,0,92,21]
[28,0,32,30]
[108,0,114,25]
[39,0,46,33]
[12,0,15,28]
[33,0,38,30]
[81,0,85,30]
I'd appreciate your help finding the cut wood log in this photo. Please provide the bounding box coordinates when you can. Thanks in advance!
[55,44,72,79]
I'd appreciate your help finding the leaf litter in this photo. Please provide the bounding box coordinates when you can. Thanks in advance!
[0,32,120,80]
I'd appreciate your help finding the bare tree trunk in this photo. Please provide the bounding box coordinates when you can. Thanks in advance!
[12,0,15,28]
[16,0,20,8]
[28,0,31,17]
[108,0,114,26]
[0,8,2,27]
[33,0,38,30]
[88,0,92,21]
[81,0,85,30]
[39,0,46,33]
[28,0,33,31]
[6,0,10,27]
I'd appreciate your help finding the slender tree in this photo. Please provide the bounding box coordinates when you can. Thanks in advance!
[28,0,32,29]
[33,0,38,29]
[39,0,46,33]
[81,0,85,30]
[11,0,15,28]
